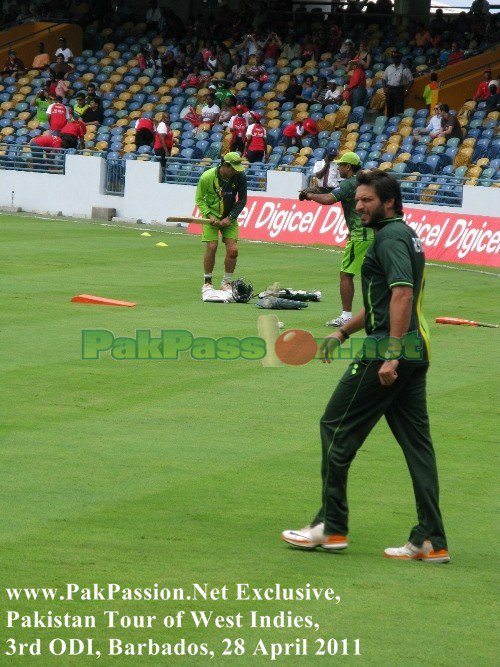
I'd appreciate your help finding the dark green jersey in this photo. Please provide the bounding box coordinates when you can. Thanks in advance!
[361,217,430,361]
[332,176,374,241]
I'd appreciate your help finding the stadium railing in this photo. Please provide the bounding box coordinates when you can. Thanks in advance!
[104,155,274,194]
[0,144,105,176]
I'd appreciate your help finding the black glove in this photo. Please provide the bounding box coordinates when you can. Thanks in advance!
[231,278,253,303]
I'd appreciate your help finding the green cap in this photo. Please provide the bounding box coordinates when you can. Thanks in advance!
[223,152,245,172]
[334,151,361,166]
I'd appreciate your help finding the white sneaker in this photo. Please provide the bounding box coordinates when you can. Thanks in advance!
[384,540,450,563]
[326,314,352,327]
[281,523,348,551]
[220,280,232,292]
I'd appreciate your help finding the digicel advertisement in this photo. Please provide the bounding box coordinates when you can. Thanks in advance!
[189,197,500,268]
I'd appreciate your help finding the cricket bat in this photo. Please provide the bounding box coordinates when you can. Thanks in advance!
[258,314,284,367]
[435,317,499,329]
[166,216,211,224]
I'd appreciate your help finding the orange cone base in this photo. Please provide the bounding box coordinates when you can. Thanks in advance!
[71,294,136,307]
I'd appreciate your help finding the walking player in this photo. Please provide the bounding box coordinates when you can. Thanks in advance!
[282,169,450,563]
[195,152,248,292]
[300,152,374,327]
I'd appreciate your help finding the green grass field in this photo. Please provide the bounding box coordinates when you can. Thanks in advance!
[1,214,498,665]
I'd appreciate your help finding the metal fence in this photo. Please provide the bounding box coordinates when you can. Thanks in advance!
[104,155,271,195]
[0,143,67,174]
[105,158,126,196]
[0,145,106,176]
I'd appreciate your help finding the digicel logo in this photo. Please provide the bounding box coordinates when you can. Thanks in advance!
[189,199,500,268]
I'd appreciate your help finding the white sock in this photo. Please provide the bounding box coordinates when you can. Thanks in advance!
[223,272,233,283]
[342,311,352,319]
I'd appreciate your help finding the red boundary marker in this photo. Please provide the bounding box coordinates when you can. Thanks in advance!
[71,294,136,307]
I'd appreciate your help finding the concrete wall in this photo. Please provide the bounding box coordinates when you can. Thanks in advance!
[0,154,496,223]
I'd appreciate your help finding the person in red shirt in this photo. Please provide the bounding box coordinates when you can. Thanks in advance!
[447,42,463,66]
[154,111,174,170]
[282,121,305,149]
[474,69,494,101]
[343,60,367,107]
[227,105,248,154]
[135,116,155,148]
[244,112,267,163]
[60,118,86,149]
[30,134,64,170]
[302,117,319,149]
[46,98,69,135]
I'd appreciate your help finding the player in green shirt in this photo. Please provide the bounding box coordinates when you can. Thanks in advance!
[282,169,449,564]
[72,92,89,119]
[34,90,50,123]
[195,152,247,292]
[301,151,374,327]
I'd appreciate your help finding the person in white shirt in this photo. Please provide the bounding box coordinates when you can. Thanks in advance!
[323,80,342,105]
[312,151,340,192]
[200,93,220,125]
[55,37,73,63]
[413,105,442,139]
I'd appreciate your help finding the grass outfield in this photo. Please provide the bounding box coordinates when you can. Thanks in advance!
[1,213,498,666]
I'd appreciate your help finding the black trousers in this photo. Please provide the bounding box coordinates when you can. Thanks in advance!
[246,149,265,163]
[386,85,405,118]
[312,359,448,551]
[136,129,154,148]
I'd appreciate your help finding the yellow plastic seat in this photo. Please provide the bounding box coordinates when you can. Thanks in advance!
[462,137,476,148]
[267,118,281,129]
[96,141,108,151]
[295,102,309,113]
[82,73,94,82]
[124,143,136,153]
[266,110,280,120]
[296,111,309,121]
[235,81,247,91]
[266,101,280,111]
[138,76,150,86]
[129,84,141,94]
[454,148,473,168]
[293,155,308,166]
[342,140,357,151]
[466,165,482,178]
[116,118,129,127]
[394,152,411,164]
[299,146,312,156]
[334,105,351,128]
[420,184,440,202]
[129,110,141,120]
[119,92,132,101]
